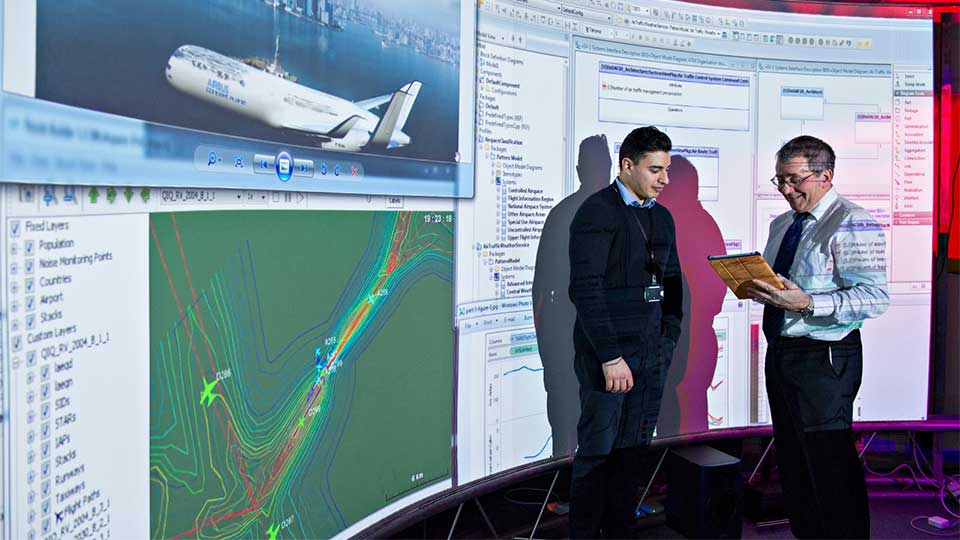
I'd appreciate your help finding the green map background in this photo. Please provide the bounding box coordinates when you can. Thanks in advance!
[149,210,453,539]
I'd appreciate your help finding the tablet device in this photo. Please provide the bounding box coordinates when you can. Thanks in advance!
[707,252,784,299]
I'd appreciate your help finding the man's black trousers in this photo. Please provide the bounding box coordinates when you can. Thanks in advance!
[569,338,672,539]
[766,329,869,539]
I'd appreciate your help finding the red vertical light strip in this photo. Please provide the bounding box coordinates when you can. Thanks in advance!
[933,7,960,270]
[943,78,960,272]
[938,8,960,269]
[943,81,953,238]
[939,78,952,236]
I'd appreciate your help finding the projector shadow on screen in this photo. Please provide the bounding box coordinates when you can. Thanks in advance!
[656,156,728,437]
[533,134,613,457]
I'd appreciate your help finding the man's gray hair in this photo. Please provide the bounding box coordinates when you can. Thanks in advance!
[776,135,836,174]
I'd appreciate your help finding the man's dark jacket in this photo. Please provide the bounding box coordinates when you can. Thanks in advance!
[568,183,683,363]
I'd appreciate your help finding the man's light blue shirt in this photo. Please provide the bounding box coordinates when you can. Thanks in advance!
[763,187,890,341]
[615,178,655,209]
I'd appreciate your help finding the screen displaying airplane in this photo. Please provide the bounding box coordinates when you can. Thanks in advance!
[166,44,422,152]
[0,0,476,198]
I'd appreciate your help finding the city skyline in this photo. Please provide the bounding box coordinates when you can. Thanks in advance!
[275,0,460,65]
[280,0,460,35]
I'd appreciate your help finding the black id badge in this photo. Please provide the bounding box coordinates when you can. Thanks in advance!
[643,274,662,302]
[643,285,663,302]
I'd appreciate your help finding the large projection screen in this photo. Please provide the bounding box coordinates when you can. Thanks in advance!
[454,0,934,487]
[0,1,937,539]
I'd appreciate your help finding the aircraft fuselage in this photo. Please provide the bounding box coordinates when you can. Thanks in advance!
[165,45,393,151]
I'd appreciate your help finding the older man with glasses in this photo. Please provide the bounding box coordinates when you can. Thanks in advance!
[741,135,889,539]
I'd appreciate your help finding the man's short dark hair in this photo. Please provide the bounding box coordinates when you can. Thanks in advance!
[619,126,671,168]
[776,135,836,174]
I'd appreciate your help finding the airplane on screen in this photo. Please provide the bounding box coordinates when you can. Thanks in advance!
[165,44,421,152]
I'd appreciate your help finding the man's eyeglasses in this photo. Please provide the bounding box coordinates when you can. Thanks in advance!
[769,171,818,189]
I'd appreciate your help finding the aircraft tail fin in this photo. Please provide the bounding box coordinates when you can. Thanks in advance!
[367,81,421,149]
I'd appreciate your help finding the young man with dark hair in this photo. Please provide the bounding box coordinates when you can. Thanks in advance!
[741,135,889,539]
[567,126,683,538]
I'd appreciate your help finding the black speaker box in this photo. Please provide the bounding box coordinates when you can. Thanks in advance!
[666,445,743,539]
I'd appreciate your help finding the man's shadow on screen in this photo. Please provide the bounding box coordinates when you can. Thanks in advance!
[655,155,727,437]
[533,134,612,457]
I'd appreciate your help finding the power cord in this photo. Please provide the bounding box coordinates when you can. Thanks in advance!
[863,461,926,490]
[910,515,960,537]
[901,432,960,535]
[907,434,960,519]
[861,434,960,535]
[503,487,559,507]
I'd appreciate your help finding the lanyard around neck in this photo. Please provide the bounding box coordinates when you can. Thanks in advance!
[627,205,657,276]
[610,183,658,273]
